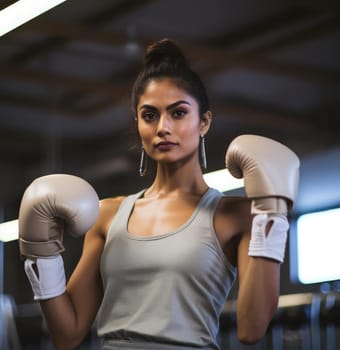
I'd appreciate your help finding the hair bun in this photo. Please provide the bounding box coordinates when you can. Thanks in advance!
[144,38,187,68]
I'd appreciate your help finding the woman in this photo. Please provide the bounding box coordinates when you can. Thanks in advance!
[21,38,295,350]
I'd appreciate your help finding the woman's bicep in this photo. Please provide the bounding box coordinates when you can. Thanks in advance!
[236,230,251,281]
[66,226,105,332]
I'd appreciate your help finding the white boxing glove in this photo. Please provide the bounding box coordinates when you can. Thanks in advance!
[225,134,300,262]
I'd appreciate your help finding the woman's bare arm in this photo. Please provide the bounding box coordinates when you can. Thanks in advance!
[39,197,123,350]
[215,197,280,344]
[236,230,280,344]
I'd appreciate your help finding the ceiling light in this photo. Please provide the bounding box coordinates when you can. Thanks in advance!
[0,0,67,37]
[203,168,244,193]
[0,219,18,242]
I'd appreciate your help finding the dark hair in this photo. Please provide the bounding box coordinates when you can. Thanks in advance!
[131,38,210,119]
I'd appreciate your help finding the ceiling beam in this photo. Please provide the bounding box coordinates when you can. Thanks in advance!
[244,15,340,56]
[0,66,131,94]
[212,102,340,146]
[214,58,340,86]
[293,0,340,13]
[213,103,315,132]
[206,7,324,49]
[84,0,157,27]
[19,19,129,46]
[184,45,340,86]
[4,14,339,89]
[6,0,157,64]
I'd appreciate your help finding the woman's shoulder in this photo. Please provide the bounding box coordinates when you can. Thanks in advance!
[99,189,144,209]
[96,196,127,237]
[100,195,126,211]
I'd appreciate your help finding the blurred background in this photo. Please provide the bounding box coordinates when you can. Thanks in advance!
[0,0,340,349]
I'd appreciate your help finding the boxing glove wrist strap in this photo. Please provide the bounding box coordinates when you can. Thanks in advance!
[20,238,65,259]
[248,214,289,263]
[251,198,288,215]
[24,255,66,300]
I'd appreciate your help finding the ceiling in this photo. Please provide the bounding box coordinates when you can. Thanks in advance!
[1,0,340,219]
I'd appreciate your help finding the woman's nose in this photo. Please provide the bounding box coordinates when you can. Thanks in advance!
[156,114,171,136]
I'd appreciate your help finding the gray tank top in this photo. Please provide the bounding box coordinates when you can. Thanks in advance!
[97,188,237,349]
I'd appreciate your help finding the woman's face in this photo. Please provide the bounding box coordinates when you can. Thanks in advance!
[137,78,211,166]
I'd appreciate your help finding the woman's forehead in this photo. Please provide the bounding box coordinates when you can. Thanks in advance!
[139,79,197,107]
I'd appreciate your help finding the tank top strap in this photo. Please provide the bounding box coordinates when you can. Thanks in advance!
[201,187,224,205]
[107,189,146,235]
[194,187,223,220]
[121,189,146,213]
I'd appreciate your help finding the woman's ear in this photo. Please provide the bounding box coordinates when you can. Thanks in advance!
[200,110,212,135]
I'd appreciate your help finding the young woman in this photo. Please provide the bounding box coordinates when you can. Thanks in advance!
[19,38,299,350]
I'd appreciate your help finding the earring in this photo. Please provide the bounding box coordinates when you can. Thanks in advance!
[200,134,207,170]
[139,147,147,176]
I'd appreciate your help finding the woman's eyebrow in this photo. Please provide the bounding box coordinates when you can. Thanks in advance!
[139,100,191,112]
[139,104,158,111]
[166,100,191,110]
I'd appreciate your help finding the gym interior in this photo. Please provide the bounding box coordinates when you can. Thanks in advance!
[0,0,340,349]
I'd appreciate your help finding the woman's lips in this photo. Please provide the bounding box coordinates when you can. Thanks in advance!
[155,141,177,151]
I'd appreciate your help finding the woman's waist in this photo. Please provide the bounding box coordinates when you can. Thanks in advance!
[102,331,218,350]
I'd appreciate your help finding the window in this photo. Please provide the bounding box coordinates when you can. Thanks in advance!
[290,208,340,284]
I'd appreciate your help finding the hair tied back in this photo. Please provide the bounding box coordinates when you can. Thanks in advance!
[144,38,188,68]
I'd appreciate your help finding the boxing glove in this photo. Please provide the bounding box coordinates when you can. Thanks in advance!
[19,174,100,299]
[19,174,99,258]
[225,135,300,262]
[225,134,300,215]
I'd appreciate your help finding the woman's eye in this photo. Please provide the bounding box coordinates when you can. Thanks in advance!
[173,109,186,118]
[142,112,157,121]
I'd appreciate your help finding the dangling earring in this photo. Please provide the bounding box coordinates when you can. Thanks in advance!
[139,146,148,176]
[200,134,207,170]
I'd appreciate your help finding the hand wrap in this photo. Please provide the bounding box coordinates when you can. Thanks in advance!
[248,214,289,263]
[24,255,66,300]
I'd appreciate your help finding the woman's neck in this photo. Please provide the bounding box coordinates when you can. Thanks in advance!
[145,161,208,197]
